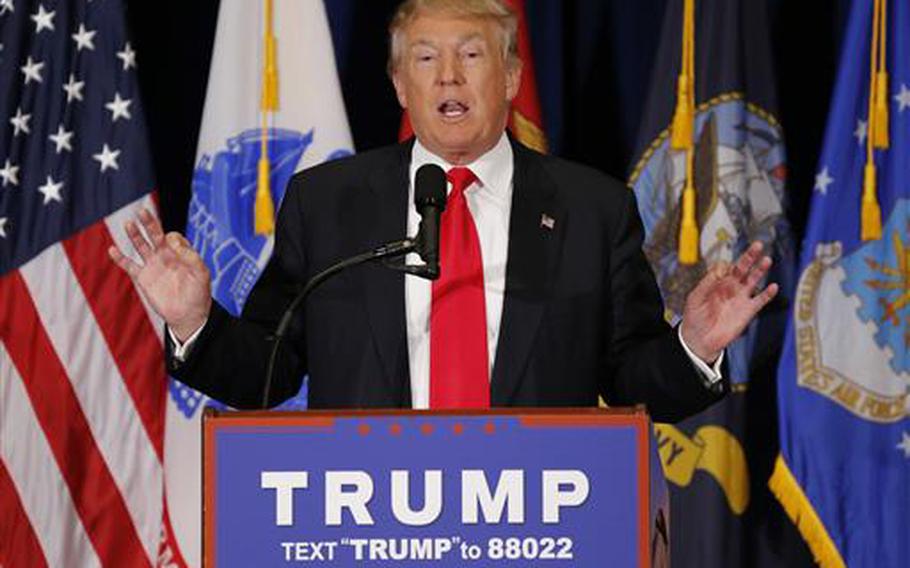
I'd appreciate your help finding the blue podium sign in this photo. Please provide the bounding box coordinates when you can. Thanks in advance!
[203,409,667,567]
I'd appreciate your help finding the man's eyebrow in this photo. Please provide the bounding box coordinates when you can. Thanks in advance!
[409,39,438,50]
[457,33,487,46]
[408,33,487,50]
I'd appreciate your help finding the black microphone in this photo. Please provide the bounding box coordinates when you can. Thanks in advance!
[413,164,448,280]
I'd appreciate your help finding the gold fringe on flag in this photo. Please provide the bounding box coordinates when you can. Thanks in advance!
[769,456,846,568]
[672,0,699,263]
[861,0,888,241]
[256,0,279,236]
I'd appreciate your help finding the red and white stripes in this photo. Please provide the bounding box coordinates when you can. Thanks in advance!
[0,196,182,567]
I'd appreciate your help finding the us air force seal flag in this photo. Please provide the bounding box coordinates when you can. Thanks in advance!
[771,1,910,566]
[163,1,353,565]
[629,0,804,565]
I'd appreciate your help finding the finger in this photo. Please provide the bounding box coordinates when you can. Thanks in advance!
[125,220,154,262]
[165,232,206,271]
[108,245,141,277]
[744,256,772,293]
[139,208,165,248]
[749,282,779,312]
[732,241,764,281]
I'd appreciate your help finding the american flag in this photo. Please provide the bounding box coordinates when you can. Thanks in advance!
[0,1,184,566]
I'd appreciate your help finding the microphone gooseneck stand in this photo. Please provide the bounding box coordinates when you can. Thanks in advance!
[260,237,440,408]
[260,163,448,408]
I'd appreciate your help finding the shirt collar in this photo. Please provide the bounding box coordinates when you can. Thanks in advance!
[410,132,513,196]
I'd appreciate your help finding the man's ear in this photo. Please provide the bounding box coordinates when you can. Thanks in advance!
[505,59,522,102]
[392,70,409,109]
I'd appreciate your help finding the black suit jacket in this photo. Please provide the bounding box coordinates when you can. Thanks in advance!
[168,138,725,422]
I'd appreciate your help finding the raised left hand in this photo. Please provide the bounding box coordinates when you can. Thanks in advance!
[680,241,779,363]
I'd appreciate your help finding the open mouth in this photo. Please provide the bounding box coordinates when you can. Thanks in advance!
[438,100,469,120]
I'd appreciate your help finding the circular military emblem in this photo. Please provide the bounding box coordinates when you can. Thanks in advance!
[630,93,793,385]
[793,201,910,423]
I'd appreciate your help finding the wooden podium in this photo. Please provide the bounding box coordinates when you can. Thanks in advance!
[203,408,669,567]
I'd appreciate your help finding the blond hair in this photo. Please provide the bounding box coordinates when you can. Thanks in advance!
[388,0,519,74]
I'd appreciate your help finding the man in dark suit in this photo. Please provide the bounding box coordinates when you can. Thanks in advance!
[109,0,777,423]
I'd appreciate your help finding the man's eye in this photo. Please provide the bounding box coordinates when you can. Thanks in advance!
[416,53,436,63]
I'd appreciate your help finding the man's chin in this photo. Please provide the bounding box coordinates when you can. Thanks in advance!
[424,133,502,164]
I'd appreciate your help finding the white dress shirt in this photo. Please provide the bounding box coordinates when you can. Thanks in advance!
[173,133,724,406]
[405,135,515,409]
[403,133,722,409]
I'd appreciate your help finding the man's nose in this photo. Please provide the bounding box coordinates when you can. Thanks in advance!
[437,54,465,85]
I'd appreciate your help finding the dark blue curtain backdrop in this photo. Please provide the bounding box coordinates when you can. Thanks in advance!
[128,0,851,240]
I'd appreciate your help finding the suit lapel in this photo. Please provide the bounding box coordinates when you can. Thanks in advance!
[360,142,412,405]
[491,142,566,405]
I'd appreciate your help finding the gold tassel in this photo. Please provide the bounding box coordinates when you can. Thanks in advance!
[675,0,698,263]
[255,0,279,236]
[671,0,695,151]
[671,75,693,150]
[872,0,889,148]
[678,175,699,264]
[262,34,279,110]
[859,0,885,241]
[861,162,882,241]
[872,75,889,150]
[255,158,275,235]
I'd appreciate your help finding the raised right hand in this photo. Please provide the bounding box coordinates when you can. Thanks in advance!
[108,208,212,342]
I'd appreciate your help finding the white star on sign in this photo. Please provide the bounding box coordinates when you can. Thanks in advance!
[30,3,54,33]
[0,0,14,16]
[116,42,136,70]
[0,159,19,187]
[105,93,132,122]
[854,119,867,145]
[10,107,30,136]
[37,175,63,204]
[93,144,121,172]
[895,84,910,113]
[0,217,7,239]
[814,167,834,195]
[62,73,84,103]
[49,124,73,153]
[898,432,910,459]
[20,56,44,85]
[71,23,96,51]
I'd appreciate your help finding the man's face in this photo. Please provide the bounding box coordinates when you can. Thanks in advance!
[392,12,521,164]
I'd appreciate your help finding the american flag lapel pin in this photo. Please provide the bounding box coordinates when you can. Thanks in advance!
[540,213,555,230]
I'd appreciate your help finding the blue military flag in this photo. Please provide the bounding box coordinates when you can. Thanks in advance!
[771,1,909,566]
[629,0,807,565]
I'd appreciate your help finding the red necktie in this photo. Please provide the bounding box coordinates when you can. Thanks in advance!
[430,167,490,408]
